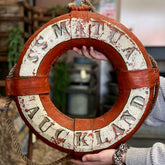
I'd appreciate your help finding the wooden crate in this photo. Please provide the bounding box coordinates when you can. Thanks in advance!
[0,0,32,46]
[32,6,52,32]
[32,5,69,32]
[0,0,32,89]
[35,0,72,8]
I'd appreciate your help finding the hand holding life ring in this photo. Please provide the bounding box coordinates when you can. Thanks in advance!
[73,46,109,61]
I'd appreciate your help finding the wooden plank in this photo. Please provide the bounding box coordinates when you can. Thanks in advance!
[0,0,18,5]
[19,1,32,11]
[0,32,9,37]
[33,6,48,14]
[0,16,31,24]
[0,47,8,53]
[0,32,30,39]
[0,56,7,62]
[0,0,31,10]
[0,16,24,21]
[0,80,5,87]
[33,16,51,22]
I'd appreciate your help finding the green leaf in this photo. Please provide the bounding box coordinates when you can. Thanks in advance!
[7,27,23,70]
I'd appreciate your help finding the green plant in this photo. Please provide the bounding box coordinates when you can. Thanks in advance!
[53,63,70,112]
[50,4,69,18]
[8,27,23,70]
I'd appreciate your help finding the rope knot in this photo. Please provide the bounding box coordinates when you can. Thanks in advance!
[69,5,91,11]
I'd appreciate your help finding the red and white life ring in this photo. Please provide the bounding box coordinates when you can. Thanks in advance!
[6,6,159,157]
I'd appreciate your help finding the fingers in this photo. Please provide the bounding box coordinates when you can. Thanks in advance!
[82,153,100,162]
[69,153,100,165]
[73,47,83,55]
[73,46,92,59]
[89,47,102,59]
[73,46,108,61]
[81,46,93,59]
[89,47,108,61]
[89,46,96,58]
[69,150,115,165]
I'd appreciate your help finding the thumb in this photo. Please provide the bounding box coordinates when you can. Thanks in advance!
[82,154,100,162]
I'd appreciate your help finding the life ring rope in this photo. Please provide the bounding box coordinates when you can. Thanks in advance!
[3,66,72,165]
[147,55,160,109]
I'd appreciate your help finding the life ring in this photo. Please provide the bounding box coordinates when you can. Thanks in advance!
[6,6,159,157]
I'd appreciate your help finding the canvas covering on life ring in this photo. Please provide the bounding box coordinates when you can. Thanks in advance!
[6,6,159,157]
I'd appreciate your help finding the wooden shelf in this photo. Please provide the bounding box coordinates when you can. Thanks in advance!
[0,32,31,39]
[0,0,32,10]
[0,47,8,53]
[0,32,9,37]
[33,15,51,22]
[0,80,5,87]
[0,0,32,40]
[0,56,7,62]
[0,16,31,24]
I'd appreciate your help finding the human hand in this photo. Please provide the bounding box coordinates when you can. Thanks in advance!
[70,149,116,165]
[73,46,108,61]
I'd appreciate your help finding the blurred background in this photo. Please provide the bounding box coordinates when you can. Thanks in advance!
[0,0,165,164]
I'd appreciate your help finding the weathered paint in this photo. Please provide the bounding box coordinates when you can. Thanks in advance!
[13,10,157,155]
[20,18,147,77]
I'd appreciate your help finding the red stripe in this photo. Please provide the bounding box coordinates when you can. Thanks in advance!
[6,76,50,96]
[117,68,159,90]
